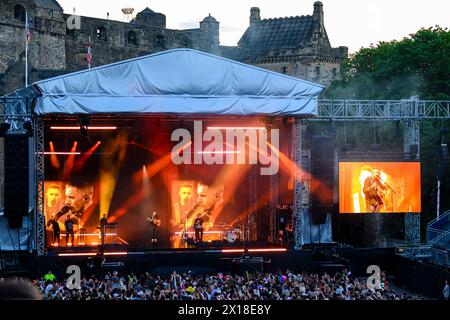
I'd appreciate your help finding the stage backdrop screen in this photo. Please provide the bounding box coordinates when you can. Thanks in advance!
[339,162,421,213]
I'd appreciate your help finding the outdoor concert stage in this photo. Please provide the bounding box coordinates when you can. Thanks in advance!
[7,48,329,258]
[1,48,421,262]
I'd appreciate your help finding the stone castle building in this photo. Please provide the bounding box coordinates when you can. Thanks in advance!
[0,0,347,96]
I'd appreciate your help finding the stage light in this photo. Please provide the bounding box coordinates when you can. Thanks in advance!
[44,152,81,155]
[79,117,90,136]
[50,126,117,130]
[0,122,11,137]
[104,252,128,256]
[80,126,88,136]
[196,151,242,154]
[207,126,266,130]
[221,248,287,253]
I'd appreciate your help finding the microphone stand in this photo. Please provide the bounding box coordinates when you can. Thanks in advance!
[374,176,397,212]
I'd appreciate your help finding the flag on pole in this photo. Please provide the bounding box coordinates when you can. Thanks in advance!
[87,46,93,67]
[25,12,31,45]
[25,11,30,87]
[87,36,93,68]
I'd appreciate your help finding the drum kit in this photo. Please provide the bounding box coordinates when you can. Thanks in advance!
[216,222,243,243]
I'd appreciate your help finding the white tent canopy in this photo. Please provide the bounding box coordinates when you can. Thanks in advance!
[33,49,323,116]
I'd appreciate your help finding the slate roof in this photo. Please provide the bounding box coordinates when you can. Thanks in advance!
[238,15,318,51]
[138,7,156,15]
[33,0,63,11]
[201,14,218,23]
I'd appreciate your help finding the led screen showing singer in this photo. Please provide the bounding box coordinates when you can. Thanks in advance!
[339,162,421,213]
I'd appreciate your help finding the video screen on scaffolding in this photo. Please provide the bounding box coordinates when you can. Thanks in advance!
[338,161,421,214]
[42,118,293,248]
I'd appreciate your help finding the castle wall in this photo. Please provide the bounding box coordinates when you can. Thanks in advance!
[64,15,209,71]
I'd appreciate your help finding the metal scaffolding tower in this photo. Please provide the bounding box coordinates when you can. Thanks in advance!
[35,118,46,256]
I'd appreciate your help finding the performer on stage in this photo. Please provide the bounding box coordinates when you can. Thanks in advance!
[64,213,76,246]
[46,215,60,245]
[362,168,388,213]
[99,214,108,246]
[193,212,205,243]
[147,212,161,246]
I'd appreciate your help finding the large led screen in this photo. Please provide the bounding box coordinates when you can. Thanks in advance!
[339,162,421,213]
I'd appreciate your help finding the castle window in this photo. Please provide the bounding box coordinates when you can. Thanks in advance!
[315,65,321,77]
[332,68,337,78]
[14,5,26,22]
[281,66,288,75]
[97,27,107,41]
[155,35,165,49]
[127,31,138,46]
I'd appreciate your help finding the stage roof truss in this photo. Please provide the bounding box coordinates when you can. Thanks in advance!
[317,100,450,120]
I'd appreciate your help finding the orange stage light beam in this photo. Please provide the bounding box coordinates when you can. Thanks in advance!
[49,141,61,170]
[267,141,333,203]
[111,142,192,223]
[100,133,128,217]
[129,141,165,157]
[64,141,78,177]
[229,188,273,226]
[73,141,101,171]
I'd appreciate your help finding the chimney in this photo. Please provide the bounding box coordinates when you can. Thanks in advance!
[313,1,324,24]
[250,7,260,26]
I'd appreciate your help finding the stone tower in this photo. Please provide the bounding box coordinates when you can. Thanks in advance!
[132,7,166,28]
[200,14,220,54]
[250,7,260,26]
[313,1,324,23]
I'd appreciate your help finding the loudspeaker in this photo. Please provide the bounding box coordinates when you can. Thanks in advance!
[310,136,335,224]
[4,134,29,228]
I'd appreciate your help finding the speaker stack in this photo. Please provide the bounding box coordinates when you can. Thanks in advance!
[4,134,29,229]
[309,135,335,224]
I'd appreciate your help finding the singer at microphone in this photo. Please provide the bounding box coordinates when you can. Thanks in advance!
[55,205,71,219]
[63,177,96,230]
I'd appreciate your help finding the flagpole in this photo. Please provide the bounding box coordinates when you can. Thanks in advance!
[25,11,28,87]
[88,36,91,69]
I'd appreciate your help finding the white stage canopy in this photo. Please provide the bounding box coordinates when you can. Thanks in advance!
[31,49,323,116]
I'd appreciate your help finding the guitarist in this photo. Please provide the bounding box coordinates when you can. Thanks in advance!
[193,212,205,243]
[363,168,388,213]
[147,211,161,245]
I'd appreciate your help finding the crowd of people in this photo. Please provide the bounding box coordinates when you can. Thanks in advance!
[27,269,426,300]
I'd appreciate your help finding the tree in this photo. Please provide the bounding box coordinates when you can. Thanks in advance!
[326,26,450,100]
